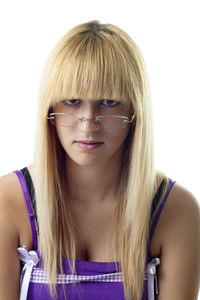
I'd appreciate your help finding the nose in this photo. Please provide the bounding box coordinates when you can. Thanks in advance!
[80,101,97,118]
[78,117,100,132]
[78,102,100,132]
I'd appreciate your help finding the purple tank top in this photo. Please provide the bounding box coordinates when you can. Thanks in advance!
[14,168,176,300]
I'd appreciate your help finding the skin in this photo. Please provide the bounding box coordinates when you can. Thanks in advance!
[0,99,199,299]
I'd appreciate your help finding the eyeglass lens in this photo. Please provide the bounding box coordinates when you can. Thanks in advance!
[50,114,129,129]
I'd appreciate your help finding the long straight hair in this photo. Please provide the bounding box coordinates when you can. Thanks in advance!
[34,20,164,300]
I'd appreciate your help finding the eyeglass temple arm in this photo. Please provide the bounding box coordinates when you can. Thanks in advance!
[126,112,136,123]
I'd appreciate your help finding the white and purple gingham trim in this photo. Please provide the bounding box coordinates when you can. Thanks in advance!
[30,267,123,284]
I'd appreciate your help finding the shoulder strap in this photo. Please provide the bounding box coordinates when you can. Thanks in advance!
[14,168,38,250]
[150,179,166,220]
[147,178,176,255]
[20,167,38,229]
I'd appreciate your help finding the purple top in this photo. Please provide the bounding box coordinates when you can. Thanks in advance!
[14,169,176,300]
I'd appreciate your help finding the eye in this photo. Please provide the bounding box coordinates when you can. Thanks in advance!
[101,100,120,107]
[63,99,81,105]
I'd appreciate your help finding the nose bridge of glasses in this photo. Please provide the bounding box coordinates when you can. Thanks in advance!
[78,117,100,132]
[79,100,98,119]
[78,103,99,130]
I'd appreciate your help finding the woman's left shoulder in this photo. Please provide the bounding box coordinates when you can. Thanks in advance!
[156,182,200,299]
[166,181,199,216]
[160,181,200,251]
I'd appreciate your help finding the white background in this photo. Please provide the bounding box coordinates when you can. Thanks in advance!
[0,0,199,296]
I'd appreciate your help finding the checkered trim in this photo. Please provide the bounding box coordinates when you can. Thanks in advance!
[30,266,123,284]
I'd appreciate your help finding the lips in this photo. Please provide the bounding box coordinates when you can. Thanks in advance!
[75,140,104,150]
[76,140,103,144]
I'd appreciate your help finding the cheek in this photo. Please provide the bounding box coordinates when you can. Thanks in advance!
[107,127,130,147]
[55,126,72,150]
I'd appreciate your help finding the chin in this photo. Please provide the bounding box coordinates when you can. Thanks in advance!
[76,159,100,167]
[67,154,102,167]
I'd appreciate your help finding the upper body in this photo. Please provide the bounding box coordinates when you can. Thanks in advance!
[0,20,200,300]
[0,165,199,299]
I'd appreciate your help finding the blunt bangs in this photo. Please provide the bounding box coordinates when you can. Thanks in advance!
[48,29,135,110]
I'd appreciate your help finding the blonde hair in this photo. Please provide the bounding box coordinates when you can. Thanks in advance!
[34,20,163,300]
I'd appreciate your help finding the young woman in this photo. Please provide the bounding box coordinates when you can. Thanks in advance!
[0,20,199,300]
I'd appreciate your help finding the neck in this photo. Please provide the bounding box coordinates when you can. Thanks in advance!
[65,154,122,204]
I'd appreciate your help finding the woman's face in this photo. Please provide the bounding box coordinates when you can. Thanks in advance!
[53,99,133,167]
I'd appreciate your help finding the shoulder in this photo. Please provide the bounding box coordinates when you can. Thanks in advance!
[0,171,22,213]
[0,168,33,245]
[156,182,200,299]
[0,171,26,236]
[168,180,198,210]
[0,164,34,202]
[159,181,199,240]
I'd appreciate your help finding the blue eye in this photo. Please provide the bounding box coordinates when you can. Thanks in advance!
[64,99,81,105]
[101,100,119,107]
